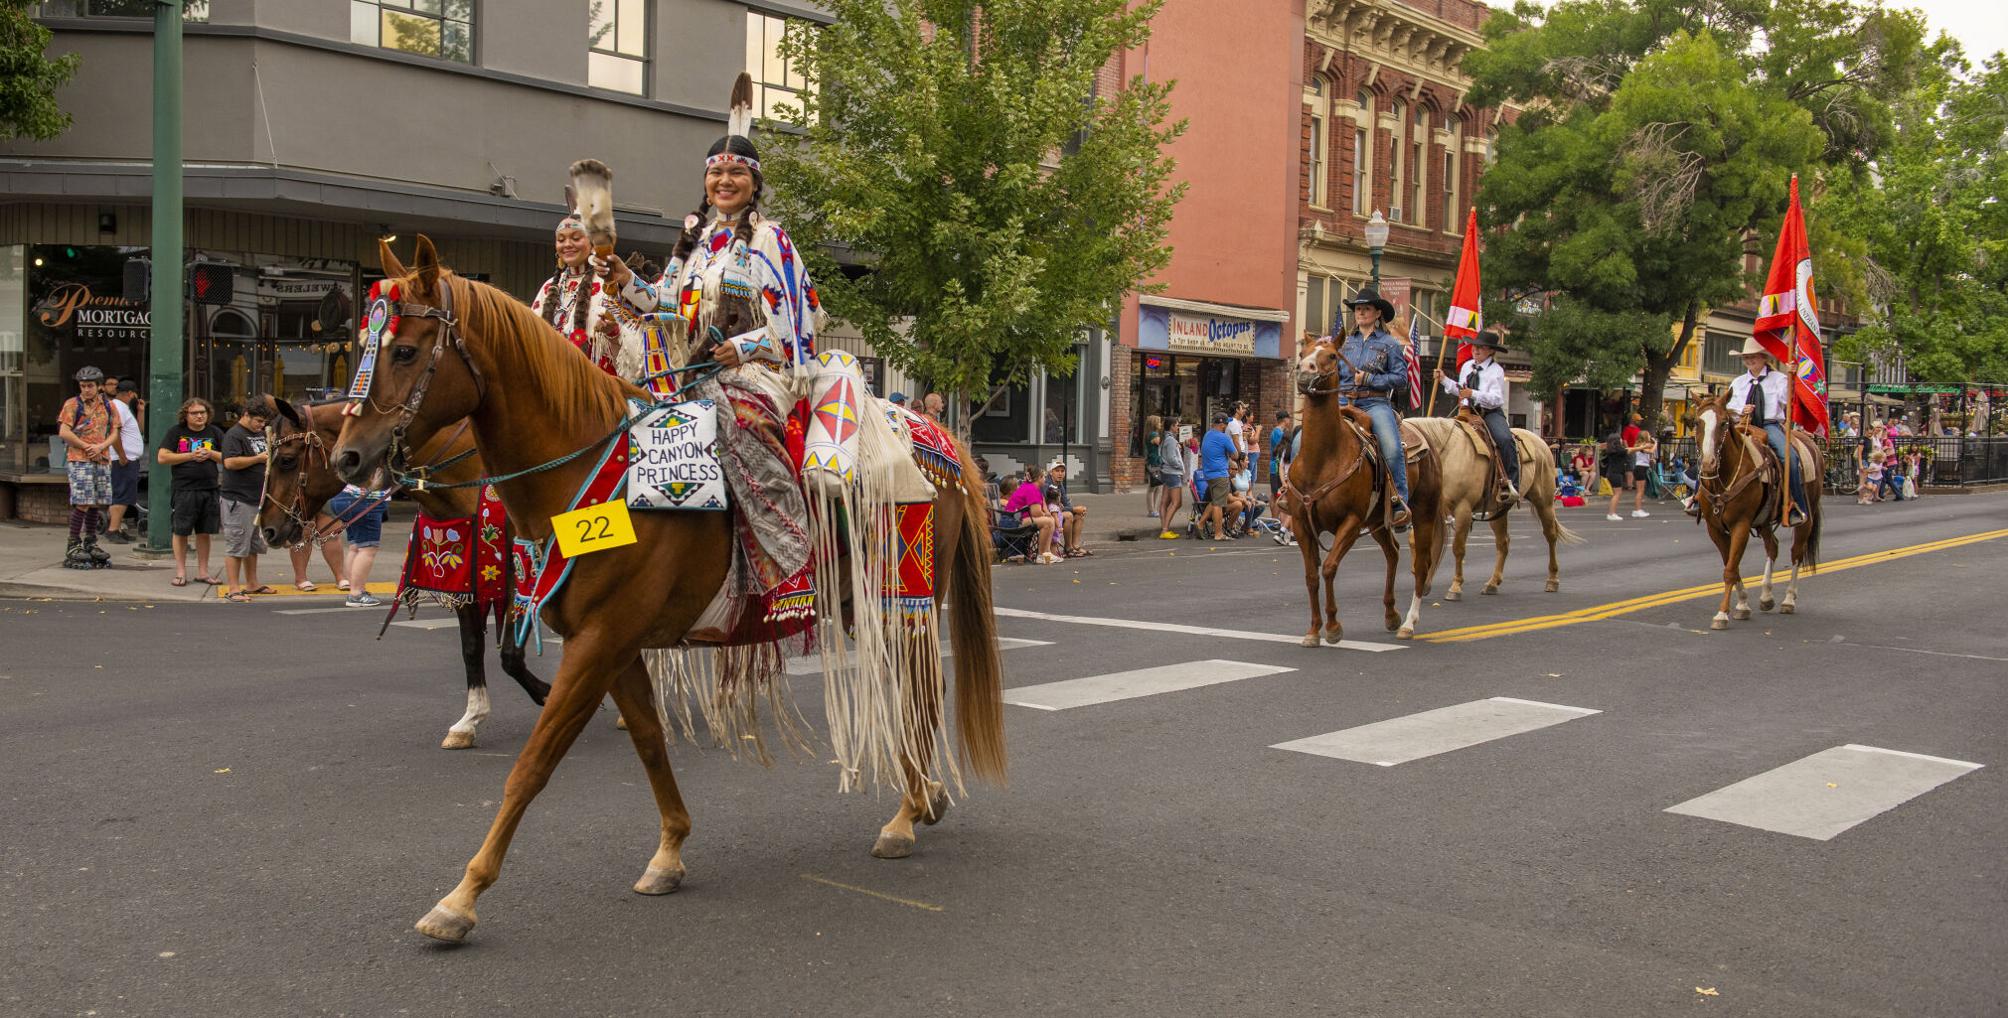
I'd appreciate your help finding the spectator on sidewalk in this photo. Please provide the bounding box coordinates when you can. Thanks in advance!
[102,380,145,544]
[921,392,946,420]
[218,398,276,602]
[57,366,117,569]
[1197,414,1236,541]
[327,483,390,607]
[1227,401,1251,457]
[1156,421,1186,539]
[1001,464,1060,564]
[1142,414,1164,519]
[287,524,347,593]
[158,398,224,586]
[1044,461,1091,558]
[975,456,1000,504]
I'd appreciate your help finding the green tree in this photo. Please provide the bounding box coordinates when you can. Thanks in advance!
[1826,47,2008,389]
[760,0,1185,428]
[1466,0,1925,432]
[0,0,80,140]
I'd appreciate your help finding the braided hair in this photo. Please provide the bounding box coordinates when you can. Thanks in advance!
[671,195,712,264]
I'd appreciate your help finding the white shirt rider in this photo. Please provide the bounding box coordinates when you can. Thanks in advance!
[1441,354,1507,411]
[1727,364,1790,423]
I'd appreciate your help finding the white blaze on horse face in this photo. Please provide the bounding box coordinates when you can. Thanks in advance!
[1699,409,1719,471]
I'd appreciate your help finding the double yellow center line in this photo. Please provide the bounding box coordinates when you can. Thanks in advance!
[1419,527,2008,643]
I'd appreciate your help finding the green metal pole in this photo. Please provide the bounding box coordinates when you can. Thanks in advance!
[1370,248,1383,291]
[142,1,183,555]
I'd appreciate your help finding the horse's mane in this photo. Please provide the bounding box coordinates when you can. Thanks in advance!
[420,269,638,436]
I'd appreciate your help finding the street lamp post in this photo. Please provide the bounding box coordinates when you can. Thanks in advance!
[1365,209,1389,291]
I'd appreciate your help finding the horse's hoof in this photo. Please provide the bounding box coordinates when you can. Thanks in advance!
[440,729,475,751]
[415,904,476,943]
[871,831,915,859]
[633,865,684,895]
[1445,589,1462,602]
[1396,627,1415,641]
[1711,617,1729,631]
[1544,580,1559,593]
[922,789,951,826]
[1322,628,1345,646]
[615,713,629,731]
[1300,634,1320,648]
[1780,602,1796,615]
[1481,585,1499,596]
[1759,597,1774,612]
[1733,608,1752,620]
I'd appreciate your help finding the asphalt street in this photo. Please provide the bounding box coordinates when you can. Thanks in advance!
[3,493,2003,1017]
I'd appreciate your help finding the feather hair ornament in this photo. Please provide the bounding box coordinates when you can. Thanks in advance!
[727,71,755,139]
[567,158,617,257]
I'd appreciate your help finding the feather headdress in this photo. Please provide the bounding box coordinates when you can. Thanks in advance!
[566,158,616,256]
[706,73,762,172]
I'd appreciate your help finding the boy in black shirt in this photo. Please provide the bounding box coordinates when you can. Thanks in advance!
[157,397,227,586]
[217,398,274,601]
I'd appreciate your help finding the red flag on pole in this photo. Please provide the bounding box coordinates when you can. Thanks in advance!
[1445,206,1483,371]
[1752,176,1831,435]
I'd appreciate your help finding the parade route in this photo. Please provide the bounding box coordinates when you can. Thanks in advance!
[2,491,2002,1016]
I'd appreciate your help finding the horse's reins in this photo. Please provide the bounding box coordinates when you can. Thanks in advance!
[1287,337,1380,508]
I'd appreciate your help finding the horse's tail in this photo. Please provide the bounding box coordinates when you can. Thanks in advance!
[1554,522,1587,546]
[947,445,1007,783]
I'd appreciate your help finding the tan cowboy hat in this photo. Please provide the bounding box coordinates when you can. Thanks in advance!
[1738,337,1774,359]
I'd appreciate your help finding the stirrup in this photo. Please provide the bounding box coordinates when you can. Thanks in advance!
[1389,497,1412,531]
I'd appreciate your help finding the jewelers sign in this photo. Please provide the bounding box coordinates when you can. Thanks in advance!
[1167,312,1257,355]
[625,399,728,510]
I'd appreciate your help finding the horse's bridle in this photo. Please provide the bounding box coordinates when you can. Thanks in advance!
[357,276,487,482]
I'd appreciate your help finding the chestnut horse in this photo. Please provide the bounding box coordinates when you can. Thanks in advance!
[1285,337,1446,644]
[330,237,1004,943]
[1691,390,1823,629]
[1403,416,1582,600]
[257,399,550,748]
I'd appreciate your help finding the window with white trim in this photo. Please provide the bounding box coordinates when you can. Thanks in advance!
[1305,78,1328,206]
[1389,99,1406,223]
[1412,105,1429,229]
[589,0,648,95]
[1446,118,1462,229]
[350,0,472,63]
[746,11,812,121]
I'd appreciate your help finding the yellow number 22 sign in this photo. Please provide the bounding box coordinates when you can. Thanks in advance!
[552,499,638,558]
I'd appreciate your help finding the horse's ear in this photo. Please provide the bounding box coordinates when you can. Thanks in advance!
[412,234,441,298]
[273,396,304,431]
[379,238,408,281]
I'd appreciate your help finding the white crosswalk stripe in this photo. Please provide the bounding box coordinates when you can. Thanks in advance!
[992,606,1404,652]
[1271,696,1601,766]
[784,637,1050,676]
[1004,659,1296,711]
[1665,744,1984,841]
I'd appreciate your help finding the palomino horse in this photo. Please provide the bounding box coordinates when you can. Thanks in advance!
[1285,337,1446,644]
[1691,390,1824,629]
[257,399,550,748]
[330,237,1005,943]
[1404,416,1582,600]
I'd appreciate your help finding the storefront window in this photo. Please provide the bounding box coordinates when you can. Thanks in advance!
[24,244,150,471]
[969,378,1031,445]
[0,247,23,472]
[193,256,357,417]
[1042,352,1085,445]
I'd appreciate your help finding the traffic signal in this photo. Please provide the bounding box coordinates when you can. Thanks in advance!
[188,262,234,305]
[123,258,150,302]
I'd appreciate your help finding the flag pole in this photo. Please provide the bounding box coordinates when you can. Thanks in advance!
[1426,335,1456,417]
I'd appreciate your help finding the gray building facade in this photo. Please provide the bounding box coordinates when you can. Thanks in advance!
[0,0,827,518]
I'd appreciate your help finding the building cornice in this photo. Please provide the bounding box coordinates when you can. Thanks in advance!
[1307,0,1487,90]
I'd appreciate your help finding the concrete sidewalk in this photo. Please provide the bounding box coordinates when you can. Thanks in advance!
[0,518,411,603]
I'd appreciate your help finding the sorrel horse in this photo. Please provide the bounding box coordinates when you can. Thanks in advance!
[1691,389,1824,629]
[1285,337,1446,644]
[257,399,550,748]
[1403,416,1582,600]
[330,237,1004,943]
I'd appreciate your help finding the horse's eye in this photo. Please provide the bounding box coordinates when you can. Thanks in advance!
[392,344,418,363]
[276,456,296,470]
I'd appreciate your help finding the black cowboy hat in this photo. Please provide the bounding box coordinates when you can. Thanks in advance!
[1345,289,1396,323]
[1467,330,1509,353]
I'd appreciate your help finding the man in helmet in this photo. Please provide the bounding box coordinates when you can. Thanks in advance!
[57,366,116,568]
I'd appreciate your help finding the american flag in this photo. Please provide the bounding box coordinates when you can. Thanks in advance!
[1404,313,1424,408]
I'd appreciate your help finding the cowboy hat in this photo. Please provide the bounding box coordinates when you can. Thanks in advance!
[1344,288,1395,323]
[1737,337,1775,359]
[1467,330,1509,353]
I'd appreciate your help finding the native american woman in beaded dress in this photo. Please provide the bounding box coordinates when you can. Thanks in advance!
[531,214,645,379]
